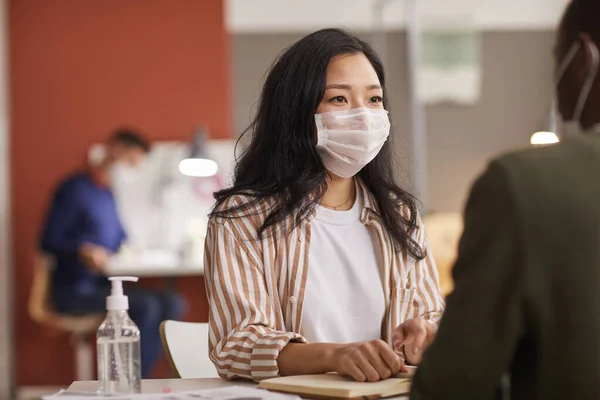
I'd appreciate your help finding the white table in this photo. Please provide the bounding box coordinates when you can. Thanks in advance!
[105,248,204,278]
[68,378,409,399]
[68,378,254,393]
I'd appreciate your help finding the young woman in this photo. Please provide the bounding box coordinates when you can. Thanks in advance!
[204,28,444,383]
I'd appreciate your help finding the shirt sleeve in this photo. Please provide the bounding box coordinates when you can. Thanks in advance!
[204,220,306,381]
[40,180,85,254]
[410,162,524,399]
[413,211,446,325]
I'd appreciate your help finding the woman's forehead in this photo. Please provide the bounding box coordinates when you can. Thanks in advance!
[325,53,381,87]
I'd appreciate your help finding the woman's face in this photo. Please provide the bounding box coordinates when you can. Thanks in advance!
[316,52,384,114]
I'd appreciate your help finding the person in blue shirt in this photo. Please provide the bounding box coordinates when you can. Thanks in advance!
[40,128,185,378]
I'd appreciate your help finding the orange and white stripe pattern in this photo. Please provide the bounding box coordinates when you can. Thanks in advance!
[204,180,445,381]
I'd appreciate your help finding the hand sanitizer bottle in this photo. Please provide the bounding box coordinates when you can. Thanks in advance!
[97,276,142,394]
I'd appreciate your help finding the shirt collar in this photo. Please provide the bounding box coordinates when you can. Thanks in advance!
[586,124,600,136]
[356,178,380,217]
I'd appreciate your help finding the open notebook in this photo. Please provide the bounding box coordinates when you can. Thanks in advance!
[258,368,415,399]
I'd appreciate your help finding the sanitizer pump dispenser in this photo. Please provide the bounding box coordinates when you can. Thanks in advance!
[96,276,141,394]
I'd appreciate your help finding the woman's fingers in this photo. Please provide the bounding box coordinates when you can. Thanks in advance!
[352,350,381,382]
[374,339,403,374]
[337,340,411,382]
[364,341,392,379]
[344,361,367,382]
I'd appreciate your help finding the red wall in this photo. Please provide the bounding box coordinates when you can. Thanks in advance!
[10,0,230,386]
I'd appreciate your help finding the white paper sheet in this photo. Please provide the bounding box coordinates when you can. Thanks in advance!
[43,386,301,400]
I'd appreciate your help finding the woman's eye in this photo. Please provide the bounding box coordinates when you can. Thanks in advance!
[330,96,347,103]
[370,96,383,103]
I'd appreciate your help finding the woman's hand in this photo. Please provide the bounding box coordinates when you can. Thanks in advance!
[329,340,406,382]
[392,318,437,365]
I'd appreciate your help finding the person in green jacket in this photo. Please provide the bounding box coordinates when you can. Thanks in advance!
[410,0,600,399]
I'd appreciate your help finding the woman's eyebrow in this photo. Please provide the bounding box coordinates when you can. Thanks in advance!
[324,84,382,90]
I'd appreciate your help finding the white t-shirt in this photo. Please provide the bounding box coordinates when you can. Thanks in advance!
[301,188,386,343]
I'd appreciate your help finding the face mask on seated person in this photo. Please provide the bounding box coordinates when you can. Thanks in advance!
[315,107,390,178]
[109,162,142,185]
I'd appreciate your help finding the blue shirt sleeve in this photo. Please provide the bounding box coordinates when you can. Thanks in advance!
[40,179,85,254]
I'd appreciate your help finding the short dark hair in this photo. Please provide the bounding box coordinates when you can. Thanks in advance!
[561,0,600,45]
[110,128,150,153]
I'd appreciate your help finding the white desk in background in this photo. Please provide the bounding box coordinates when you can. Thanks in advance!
[67,378,410,400]
[104,261,204,278]
[104,248,204,278]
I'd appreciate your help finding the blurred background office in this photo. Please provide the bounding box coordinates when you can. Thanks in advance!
[0,0,569,398]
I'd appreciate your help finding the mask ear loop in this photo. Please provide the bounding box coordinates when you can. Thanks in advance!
[573,41,600,123]
[555,42,581,83]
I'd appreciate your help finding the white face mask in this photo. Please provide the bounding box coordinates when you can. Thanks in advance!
[109,162,141,185]
[315,107,390,178]
[555,41,600,136]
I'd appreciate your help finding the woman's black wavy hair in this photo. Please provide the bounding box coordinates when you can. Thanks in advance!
[211,28,424,260]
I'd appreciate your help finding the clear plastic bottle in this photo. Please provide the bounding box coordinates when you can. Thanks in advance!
[97,276,142,394]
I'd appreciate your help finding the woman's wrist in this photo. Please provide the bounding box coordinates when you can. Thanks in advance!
[323,343,343,372]
[278,342,344,376]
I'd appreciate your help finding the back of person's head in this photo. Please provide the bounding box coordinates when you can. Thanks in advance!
[106,127,150,167]
[556,0,600,130]
[109,128,151,153]
[560,0,600,46]
[212,28,425,260]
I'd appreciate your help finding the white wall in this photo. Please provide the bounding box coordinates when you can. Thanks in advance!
[107,139,236,254]
[226,0,570,33]
[0,0,11,396]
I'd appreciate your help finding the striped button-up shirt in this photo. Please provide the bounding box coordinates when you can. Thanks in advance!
[204,180,445,381]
